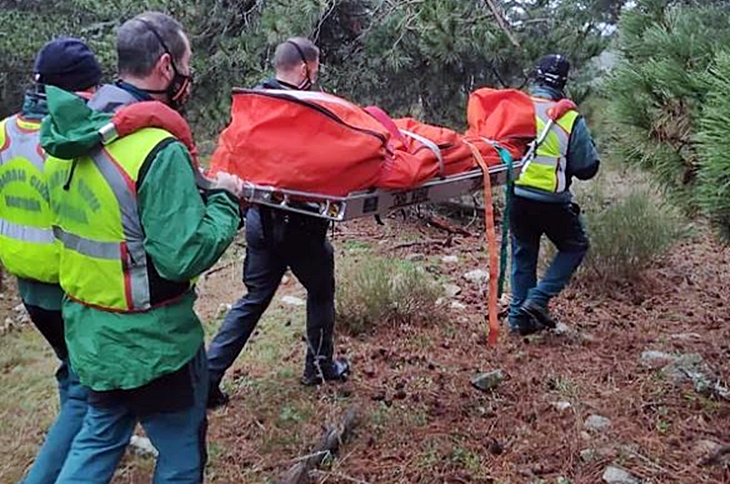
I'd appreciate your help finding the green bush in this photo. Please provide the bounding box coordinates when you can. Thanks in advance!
[580,185,686,282]
[335,257,442,335]
[536,169,687,283]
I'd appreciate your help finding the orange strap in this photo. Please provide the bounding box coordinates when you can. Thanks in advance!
[464,140,500,346]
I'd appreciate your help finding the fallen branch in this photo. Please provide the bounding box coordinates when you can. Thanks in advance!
[277,406,360,484]
[311,469,370,484]
[392,238,450,250]
[433,200,485,218]
[204,259,239,277]
[418,213,472,237]
[626,448,679,475]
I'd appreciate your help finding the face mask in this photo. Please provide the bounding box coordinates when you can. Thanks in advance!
[159,64,193,111]
[298,71,313,91]
[137,19,193,111]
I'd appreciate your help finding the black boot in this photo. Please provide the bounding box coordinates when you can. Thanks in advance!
[520,301,558,329]
[207,383,230,409]
[509,311,545,336]
[301,357,350,386]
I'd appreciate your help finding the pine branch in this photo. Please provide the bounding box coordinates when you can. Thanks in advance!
[482,0,520,48]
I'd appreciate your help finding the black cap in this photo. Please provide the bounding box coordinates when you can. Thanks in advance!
[535,54,571,90]
[33,37,102,92]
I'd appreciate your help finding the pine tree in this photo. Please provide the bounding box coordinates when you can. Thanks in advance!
[1,0,620,135]
[696,51,730,240]
[603,0,730,207]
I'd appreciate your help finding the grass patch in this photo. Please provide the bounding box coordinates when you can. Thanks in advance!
[335,257,443,335]
[450,446,483,474]
[0,328,60,484]
[547,375,581,401]
[340,239,372,253]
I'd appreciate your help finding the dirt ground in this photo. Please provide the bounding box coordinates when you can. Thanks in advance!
[1,213,729,484]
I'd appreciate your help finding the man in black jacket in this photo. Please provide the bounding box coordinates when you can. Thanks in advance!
[207,38,349,408]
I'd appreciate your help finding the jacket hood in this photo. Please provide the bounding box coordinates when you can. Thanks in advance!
[40,85,114,160]
[40,83,143,160]
[21,91,49,120]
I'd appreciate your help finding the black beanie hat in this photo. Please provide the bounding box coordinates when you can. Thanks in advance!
[33,37,102,92]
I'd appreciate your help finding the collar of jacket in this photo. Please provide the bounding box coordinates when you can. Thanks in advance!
[115,80,154,101]
[530,84,565,101]
[20,91,49,120]
[259,77,310,91]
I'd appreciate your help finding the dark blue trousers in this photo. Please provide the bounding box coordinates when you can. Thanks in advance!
[54,346,208,484]
[21,304,89,484]
[508,196,589,326]
[207,207,335,385]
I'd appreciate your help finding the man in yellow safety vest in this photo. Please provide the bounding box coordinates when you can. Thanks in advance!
[509,54,600,336]
[41,11,244,483]
[0,37,101,484]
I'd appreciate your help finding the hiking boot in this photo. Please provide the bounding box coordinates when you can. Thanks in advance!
[301,357,350,386]
[520,301,558,329]
[508,312,545,337]
[207,384,230,409]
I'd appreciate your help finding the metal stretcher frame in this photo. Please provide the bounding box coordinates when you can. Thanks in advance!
[237,161,523,222]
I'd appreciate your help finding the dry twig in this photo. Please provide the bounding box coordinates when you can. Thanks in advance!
[277,406,360,484]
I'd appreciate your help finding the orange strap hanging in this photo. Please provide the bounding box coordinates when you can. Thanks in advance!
[464,140,500,346]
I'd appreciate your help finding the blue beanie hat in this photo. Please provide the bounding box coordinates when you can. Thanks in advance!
[34,37,102,92]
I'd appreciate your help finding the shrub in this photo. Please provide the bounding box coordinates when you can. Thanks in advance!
[335,257,442,335]
[580,184,686,282]
[602,1,730,217]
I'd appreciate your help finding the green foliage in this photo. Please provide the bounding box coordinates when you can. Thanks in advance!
[695,51,730,241]
[579,176,686,282]
[603,0,730,208]
[327,0,613,127]
[1,0,621,137]
[335,256,442,335]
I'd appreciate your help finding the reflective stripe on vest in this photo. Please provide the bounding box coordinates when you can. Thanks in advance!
[515,99,578,193]
[53,225,121,259]
[2,116,46,167]
[3,218,55,243]
[91,148,151,309]
[0,115,59,283]
[48,128,186,312]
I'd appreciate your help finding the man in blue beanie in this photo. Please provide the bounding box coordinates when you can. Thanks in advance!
[33,37,102,93]
[0,37,101,484]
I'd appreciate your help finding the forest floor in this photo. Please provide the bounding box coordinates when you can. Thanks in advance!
[2,211,729,484]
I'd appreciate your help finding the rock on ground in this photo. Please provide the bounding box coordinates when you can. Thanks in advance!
[584,414,612,433]
[602,465,641,484]
[463,269,489,284]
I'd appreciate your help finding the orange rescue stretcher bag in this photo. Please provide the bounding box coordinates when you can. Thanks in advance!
[209,89,391,196]
[465,87,539,161]
[209,87,543,196]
